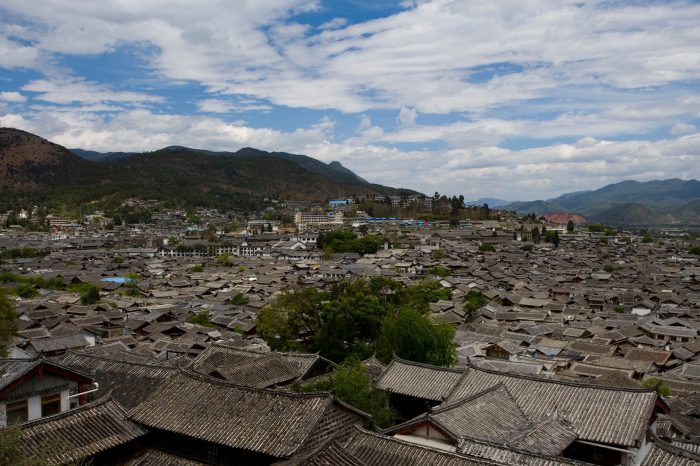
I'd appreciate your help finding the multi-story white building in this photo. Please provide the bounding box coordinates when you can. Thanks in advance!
[294,212,344,232]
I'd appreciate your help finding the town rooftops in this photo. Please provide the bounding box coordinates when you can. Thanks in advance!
[129,370,366,458]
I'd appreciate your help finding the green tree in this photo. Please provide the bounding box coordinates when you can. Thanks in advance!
[643,377,671,397]
[690,245,700,255]
[376,307,455,367]
[566,220,574,232]
[478,243,496,252]
[0,289,17,356]
[257,278,453,363]
[294,358,395,428]
[464,290,489,322]
[231,293,249,305]
[188,311,215,327]
[13,284,39,299]
[431,249,446,259]
[80,285,101,305]
[426,266,450,278]
[124,273,141,297]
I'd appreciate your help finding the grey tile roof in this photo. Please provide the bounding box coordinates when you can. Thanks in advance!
[341,426,496,466]
[130,370,364,458]
[123,448,211,465]
[446,363,657,447]
[457,436,589,466]
[429,384,528,443]
[54,352,177,409]
[20,397,147,465]
[376,357,464,401]
[640,440,700,466]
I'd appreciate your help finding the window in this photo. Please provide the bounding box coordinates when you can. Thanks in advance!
[41,393,61,417]
[6,400,28,424]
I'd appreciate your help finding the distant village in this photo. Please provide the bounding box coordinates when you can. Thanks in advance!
[0,195,698,466]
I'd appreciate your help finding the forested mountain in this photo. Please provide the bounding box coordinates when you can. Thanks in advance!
[0,128,409,211]
[504,179,700,225]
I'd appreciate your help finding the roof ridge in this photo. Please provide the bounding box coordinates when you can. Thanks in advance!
[465,359,658,393]
[60,350,178,370]
[177,368,335,399]
[391,354,464,373]
[432,381,510,413]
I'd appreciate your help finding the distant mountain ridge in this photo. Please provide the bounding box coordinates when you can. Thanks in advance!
[0,127,414,211]
[71,145,370,186]
[504,179,700,225]
[465,197,511,207]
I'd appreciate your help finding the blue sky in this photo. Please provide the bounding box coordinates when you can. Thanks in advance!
[1,0,699,200]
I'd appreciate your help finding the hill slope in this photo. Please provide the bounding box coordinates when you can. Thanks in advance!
[0,127,410,210]
[0,128,92,191]
[504,179,700,225]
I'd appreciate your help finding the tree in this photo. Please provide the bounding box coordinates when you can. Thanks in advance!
[566,220,574,233]
[80,285,101,305]
[188,311,215,327]
[231,292,249,306]
[643,377,671,397]
[257,278,453,364]
[376,307,455,367]
[463,290,489,322]
[294,359,395,428]
[552,231,560,249]
[0,289,17,356]
[478,243,496,252]
[124,273,141,297]
[13,284,39,299]
[531,227,541,244]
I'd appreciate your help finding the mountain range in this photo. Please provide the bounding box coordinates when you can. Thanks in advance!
[504,179,700,225]
[0,128,411,211]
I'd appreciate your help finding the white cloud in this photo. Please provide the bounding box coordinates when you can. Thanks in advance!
[398,107,417,126]
[319,17,348,31]
[0,35,39,69]
[670,122,697,136]
[196,99,233,113]
[2,0,698,113]
[0,91,27,103]
[22,77,162,105]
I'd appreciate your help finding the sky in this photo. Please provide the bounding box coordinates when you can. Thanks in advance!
[0,0,699,201]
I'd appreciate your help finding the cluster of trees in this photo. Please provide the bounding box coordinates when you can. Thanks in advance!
[588,223,617,235]
[293,358,394,428]
[257,277,456,366]
[317,231,382,256]
[527,225,560,248]
[0,271,134,303]
[0,248,50,262]
[690,245,700,255]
